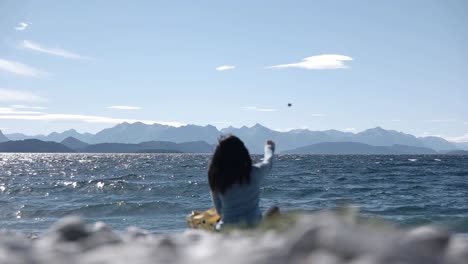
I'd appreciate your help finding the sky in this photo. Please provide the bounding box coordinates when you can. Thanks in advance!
[0,0,467,142]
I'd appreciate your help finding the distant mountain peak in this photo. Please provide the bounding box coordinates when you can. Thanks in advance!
[127,121,147,127]
[251,123,270,131]
[61,136,83,143]
[360,127,395,136]
[61,136,89,150]
[151,123,168,128]
[252,123,265,128]
[239,126,250,131]
[418,136,457,151]
[366,126,386,132]
[0,130,9,143]
[116,122,132,128]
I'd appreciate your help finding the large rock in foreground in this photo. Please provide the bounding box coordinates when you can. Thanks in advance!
[1,212,467,264]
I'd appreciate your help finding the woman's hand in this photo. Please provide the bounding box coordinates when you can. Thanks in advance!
[266,140,275,150]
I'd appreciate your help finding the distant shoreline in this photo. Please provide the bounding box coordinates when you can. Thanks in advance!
[1,152,467,155]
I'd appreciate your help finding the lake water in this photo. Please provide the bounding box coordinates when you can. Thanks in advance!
[1,153,467,234]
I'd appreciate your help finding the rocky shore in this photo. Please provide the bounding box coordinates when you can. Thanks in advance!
[1,212,467,264]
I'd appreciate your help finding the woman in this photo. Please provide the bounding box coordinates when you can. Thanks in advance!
[208,135,276,229]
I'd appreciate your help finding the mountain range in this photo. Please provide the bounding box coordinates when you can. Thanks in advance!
[1,122,467,153]
[0,139,74,153]
[76,140,214,153]
[0,138,214,153]
[1,137,467,155]
[282,142,437,155]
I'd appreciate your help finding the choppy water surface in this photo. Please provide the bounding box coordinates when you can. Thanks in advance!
[0,154,467,233]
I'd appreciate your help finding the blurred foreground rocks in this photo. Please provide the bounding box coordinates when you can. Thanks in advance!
[1,212,467,264]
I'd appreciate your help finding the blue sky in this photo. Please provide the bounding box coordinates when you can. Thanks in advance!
[0,0,467,141]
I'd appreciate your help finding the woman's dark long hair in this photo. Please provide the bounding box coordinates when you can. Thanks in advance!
[208,135,252,194]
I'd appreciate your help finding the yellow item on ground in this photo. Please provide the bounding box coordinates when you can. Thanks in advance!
[186,208,220,231]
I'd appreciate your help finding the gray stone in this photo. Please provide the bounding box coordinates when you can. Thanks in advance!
[47,216,89,242]
[445,236,468,264]
[389,226,452,264]
[302,250,343,264]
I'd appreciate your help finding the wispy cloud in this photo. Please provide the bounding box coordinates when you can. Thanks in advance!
[0,89,45,102]
[343,128,357,132]
[0,112,185,127]
[10,105,47,110]
[419,132,444,138]
[21,40,89,60]
[241,106,277,112]
[216,65,236,71]
[273,127,302,132]
[273,128,290,132]
[275,126,311,132]
[267,54,353,70]
[107,106,141,110]
[15,22,29,31]
[445,133,468,143]
[424,119,457,123]
[0,58,45,77]
[0,107,44,115]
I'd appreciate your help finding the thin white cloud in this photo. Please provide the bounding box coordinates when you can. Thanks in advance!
[273,128,291,132]
[424,119,457,123]
[0,107,43,115]
[107,106,141,110]
[419,132,444,138]
[15,22,29,31]
[216,65,236,71]
[21,40,89,60]
[0,58,45,77]
[274,126,310,132]
[343,128,357,132]
[445,133,468,143]
[0,89,45,102]
[10,105,47,110]
[0,112,184,127]
[241,106,277,112]
[268,54,353,70]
